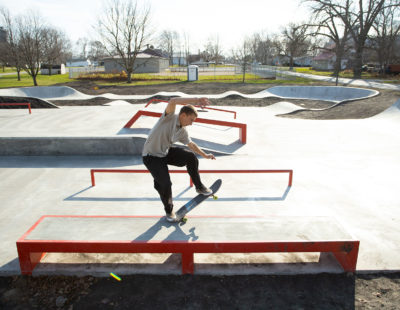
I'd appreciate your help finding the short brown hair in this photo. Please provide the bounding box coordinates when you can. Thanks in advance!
[179,104,198,117]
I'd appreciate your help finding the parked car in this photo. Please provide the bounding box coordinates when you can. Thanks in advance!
[386,64,400,75]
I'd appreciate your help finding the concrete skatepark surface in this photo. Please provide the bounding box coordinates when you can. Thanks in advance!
[0,85,400,277]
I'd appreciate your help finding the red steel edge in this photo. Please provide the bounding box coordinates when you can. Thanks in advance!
[16,238,359,275]
[0,102,31,114]
[144,98,237,119]
[123,110,246,143]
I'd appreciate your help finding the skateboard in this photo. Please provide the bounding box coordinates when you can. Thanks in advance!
[175,179,222,223]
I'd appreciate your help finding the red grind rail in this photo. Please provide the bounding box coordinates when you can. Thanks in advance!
[90,169,293,187]
[0,102,31,114]
[144,98,237,119]
[17,215,359,275]
[123,110,247,143]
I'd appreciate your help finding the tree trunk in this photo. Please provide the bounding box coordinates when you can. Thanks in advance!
[289,56,294,70]
[353,47,363,79]
[33,75,38,86]
[127,71,132,83]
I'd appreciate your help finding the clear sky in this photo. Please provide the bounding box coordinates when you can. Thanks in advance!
[0,0,310,54]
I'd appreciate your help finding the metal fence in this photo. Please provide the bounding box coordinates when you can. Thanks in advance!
[234,64,277,79]
[68,66,105,79]
[67,64,291,80]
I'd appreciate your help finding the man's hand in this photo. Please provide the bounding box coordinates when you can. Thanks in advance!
[198,97,211,109]
[204,153,216,160]
[188,142,216,160]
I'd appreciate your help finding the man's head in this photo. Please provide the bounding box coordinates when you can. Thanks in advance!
[179,105,198,127]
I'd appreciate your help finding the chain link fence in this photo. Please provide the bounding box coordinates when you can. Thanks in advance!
[68,66,105,79]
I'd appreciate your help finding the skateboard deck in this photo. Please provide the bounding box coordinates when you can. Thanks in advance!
[175,179,222,223]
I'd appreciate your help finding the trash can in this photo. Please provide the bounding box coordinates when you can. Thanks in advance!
[187,65,199,81]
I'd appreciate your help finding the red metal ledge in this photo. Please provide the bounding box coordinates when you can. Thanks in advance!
[123,110,247,143]
[0,102,31,114]
[144,98,237,119]
[17,215,359,275]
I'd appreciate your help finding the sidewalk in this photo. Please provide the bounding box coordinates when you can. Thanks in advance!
[277,69,400,90]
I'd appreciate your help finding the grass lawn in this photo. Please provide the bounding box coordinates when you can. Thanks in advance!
[0,70,332,88]
[0,67,18,73]
[294,67,378,79]
[0,73,71,88]
[90,73,312,86]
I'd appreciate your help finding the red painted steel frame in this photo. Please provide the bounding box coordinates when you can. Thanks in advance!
[0,102,31,114]
[90,169,293,187]
[123,110,246,143]
[144,98,237,119]
[17,215,359,275]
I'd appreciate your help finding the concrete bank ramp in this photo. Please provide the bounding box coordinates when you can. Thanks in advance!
[370,98,400,121]
[265,101,300,115]
[0,85,379,103]
[265,86,378,103]
[0,86,92,100]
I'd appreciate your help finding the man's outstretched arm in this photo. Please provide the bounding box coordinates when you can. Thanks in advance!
[165,97,211,115]
[188,142,216,160]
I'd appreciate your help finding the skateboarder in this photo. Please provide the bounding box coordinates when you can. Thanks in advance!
[142,97,216,222]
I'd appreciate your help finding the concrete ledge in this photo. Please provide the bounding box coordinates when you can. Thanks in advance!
[0,137,145,155]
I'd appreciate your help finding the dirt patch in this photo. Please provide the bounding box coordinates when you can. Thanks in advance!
[1,273,400,309]
[49,81,400,120]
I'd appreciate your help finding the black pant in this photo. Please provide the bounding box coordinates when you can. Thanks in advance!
[143,147,203,214]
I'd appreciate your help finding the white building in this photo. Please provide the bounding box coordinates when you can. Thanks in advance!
[40,64,66,75]
[66,59,91,67]
[103,53,169,74]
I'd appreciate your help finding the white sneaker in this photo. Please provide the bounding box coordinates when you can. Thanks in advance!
[165,211,177,222]
[196,186,212,196]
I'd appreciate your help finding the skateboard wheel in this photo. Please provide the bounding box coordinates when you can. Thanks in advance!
[213,195,218,200]
[182,217,187,223]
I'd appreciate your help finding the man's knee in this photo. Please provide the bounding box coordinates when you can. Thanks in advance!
[154,180,172,194]
[186,151,198,166]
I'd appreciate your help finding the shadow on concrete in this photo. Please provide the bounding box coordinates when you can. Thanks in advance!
[191,137,244,154]
[0,156,143,168]
[134,218,199,242]
[117,127,150,135]
[64,186,290,202]
[116,128,243,155]
[0,257,21,275]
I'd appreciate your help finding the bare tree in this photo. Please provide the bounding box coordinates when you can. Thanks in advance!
[182,31,190,65]
[368,0,400,75]
[75,37,89,58]
[0,7,23,80]
[305,0,351,83]
[87,40,108,64]
[249,31,277,65]
[17,11,46,86]
[305,0,395,78]
[158,30,179,65]
[95,0,152,83]
[234,38,252,83]
[42,28,67,75]
[277,23,312,69]
[205,34,223,65]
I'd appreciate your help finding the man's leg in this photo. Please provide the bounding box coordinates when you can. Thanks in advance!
[143,155,173,214]
[166,147,203,189]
